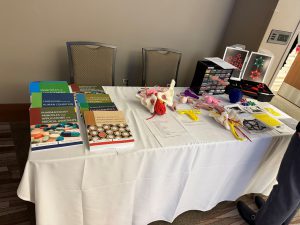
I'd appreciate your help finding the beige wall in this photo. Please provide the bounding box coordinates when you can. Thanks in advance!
[217,0,279,56]
[258,0,300,85]
[0,0,235,103]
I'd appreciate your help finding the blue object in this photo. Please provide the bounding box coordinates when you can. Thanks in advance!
[40,93,75,107]
[229,88,243,103]
[76,93,86,104]
[29,81,40,94]
[56,136,64,141]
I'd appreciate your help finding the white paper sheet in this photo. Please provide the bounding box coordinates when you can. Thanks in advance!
[144,113,195,147]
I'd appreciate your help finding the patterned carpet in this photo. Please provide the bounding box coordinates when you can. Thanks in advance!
[0,122,300,225]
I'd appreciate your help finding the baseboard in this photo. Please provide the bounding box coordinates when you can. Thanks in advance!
[0,104,30,122]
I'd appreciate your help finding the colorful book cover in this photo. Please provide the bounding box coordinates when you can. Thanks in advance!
[83,111,134,150]
[76,93,112,104]
[29,81,70,94]
[70,84,105,94]
[79,103,118,112]
[29,106,83,151]
[31,93,75,108]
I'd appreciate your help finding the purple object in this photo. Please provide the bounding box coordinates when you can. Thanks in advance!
[183,89,199,99]
[229,88,243,103]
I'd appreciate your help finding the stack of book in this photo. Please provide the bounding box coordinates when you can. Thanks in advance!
[71,83,118,114]
[29,81,83,151]
[70,83,105,94]
[71,84,134,151]
[76,93,118,114]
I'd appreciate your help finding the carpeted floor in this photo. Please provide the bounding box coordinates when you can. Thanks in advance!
[1,122,300,225]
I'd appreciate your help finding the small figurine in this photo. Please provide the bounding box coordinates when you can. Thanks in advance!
[136,79,176,117]
[203,94,220,105]
[177,109,201,121]
[179,96,188,104]
[181,89,199,99]
[193,94,224,114]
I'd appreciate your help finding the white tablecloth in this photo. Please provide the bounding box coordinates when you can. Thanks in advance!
[17,87,294,225]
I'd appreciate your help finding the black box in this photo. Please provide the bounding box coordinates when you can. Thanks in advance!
[190,60,233,95]
[227,79,274,102]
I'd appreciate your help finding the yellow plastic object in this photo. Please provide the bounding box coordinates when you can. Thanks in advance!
[264,107,281,116]
[253,113,281,127]
[229,121,244,141]
[177,109,201,121]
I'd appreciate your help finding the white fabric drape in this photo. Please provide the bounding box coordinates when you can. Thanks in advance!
[17,87,293,225]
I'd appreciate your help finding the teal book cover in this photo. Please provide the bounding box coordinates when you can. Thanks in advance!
[29,81,70,94]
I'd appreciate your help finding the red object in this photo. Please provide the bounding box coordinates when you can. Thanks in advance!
[32,133,43,139]
[90,139,134,146]
[257,83,264,89]
[29,108,42,125]
[227,53,245,70]
[237,79,274,102]
[154,100,166,115]
[243,90,257,95]
[70,83,80,92]
[250,70,261,80]
[98,132,106,138]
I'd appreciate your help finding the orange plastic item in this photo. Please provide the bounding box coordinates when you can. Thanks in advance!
[32,133,44,139]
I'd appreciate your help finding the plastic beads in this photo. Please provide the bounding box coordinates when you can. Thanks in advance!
[240,98,256,106]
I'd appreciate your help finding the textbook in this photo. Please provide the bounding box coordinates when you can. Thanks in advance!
[83,111,134,150]
[79,102,118,112]
[76,93,112,104]
[31,93,75,108]
[70,84,105,94]
[29,81,70,94]
[29,106,83,151]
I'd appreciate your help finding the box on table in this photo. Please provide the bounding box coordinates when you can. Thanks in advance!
[227,79,274,102]
[190,60,234,95]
